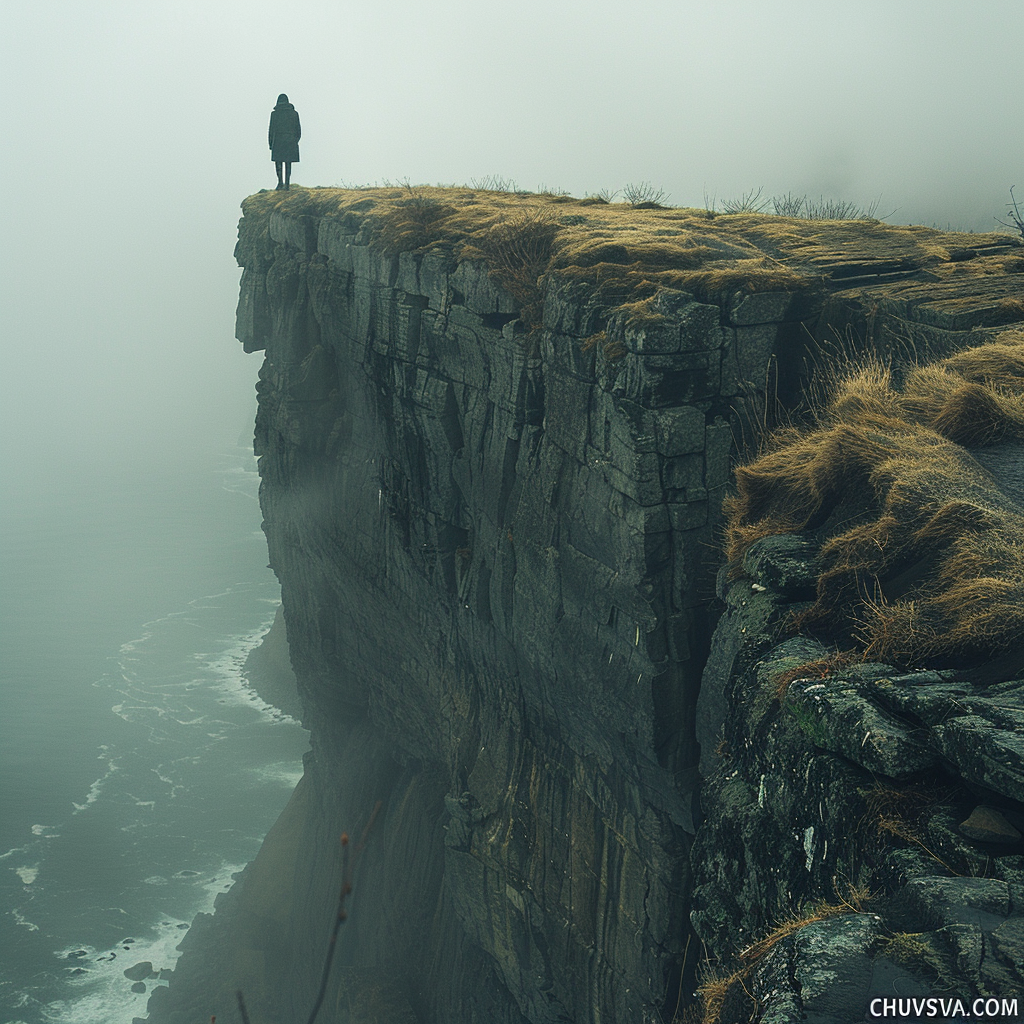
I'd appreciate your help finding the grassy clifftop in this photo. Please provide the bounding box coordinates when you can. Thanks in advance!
[241,185,1022,337]
[242,184,1019,270]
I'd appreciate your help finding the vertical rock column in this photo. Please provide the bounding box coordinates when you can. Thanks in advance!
[217,199,803,1024]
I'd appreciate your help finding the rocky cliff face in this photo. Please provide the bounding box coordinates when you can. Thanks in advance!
[693,534,1024,1022]
[145,188,1023,1024]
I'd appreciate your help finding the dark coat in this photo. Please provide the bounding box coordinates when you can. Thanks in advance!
[269,103,301,163]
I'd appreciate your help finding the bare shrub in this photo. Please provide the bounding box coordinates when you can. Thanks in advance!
[996,185,1024,239]
[803,196,865,220]
[469,174,518,192]
[721,187,770,214]
[467,207,561,336]
[772,192,805,217]
[623,181,669,207]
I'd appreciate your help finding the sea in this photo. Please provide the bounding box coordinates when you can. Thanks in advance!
[0,433,310,1024]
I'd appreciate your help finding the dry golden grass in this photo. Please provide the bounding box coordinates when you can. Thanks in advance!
[241,186,1018,270]
[373,196,458,255]
[929,252,1024,280]
[939,337,1024,386]
[726,331,1024,665]
[240,185,1017,343]
[772,650,858,698]
[695,883,871,1024]
[901,348,1024,445]
[241,185,819,346]
[695,965,755,1024]
[459,207,560,331]
[877,931,949,983]
[998,296,1024,320]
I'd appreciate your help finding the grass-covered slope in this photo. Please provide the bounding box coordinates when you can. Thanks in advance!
[240,185,1020,336]
[726,331,1024,665]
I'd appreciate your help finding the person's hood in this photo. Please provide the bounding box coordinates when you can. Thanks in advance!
[274,102,295,111]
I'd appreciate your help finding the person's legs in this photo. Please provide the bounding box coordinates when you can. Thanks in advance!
[275,161,284,189]
[284,162,292,190]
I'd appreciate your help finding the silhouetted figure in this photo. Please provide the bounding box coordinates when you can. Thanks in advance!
[269,93,301,191]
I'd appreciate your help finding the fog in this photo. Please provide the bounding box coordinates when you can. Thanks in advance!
[1,0,1020,509]
[0,5,1019,1018]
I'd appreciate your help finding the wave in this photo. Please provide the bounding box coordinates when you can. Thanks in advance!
[1,447,307,1024]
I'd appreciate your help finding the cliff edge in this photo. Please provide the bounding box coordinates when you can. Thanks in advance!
[145,187,1023,1024]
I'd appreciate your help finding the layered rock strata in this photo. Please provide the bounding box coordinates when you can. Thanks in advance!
[145,189,1023,1024]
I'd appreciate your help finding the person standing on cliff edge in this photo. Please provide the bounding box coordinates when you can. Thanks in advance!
[269,93,300,191]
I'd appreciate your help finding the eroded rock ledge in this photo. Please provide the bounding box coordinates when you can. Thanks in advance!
[693,532,1024,1022]
[694,328,1024,1020]
[144,187,1022,1024]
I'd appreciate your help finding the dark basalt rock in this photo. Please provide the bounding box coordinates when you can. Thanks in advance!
[960,806,1023,844]
[124,961,157,982]
[148,190,1024,1024]
[741,533,820,598]
[692,547,1024,1021]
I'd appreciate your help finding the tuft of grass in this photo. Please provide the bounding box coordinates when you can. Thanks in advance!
[695,964,756,1024]
[374,196,457,256]
[875,814,962,877]
[861,781,943,830]
[603,336,627,360]
[772,650,857,698]
[694,883,871,1024]
[997,295,1024,321]
[461,207,560,335]
[582,330,625,360]
[469,174,518,192]
[877,932,953,987]
[725,331,1024,665]
[738,886,871,962]
[900,359,1024,446]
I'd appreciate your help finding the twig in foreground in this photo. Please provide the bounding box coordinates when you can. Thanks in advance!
[306,802,382,1024]
[236,990,251,1024]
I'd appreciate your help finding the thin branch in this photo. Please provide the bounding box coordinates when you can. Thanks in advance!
[995,185,1024,239]
[235,990,252,1024]
[306,801,383,1024]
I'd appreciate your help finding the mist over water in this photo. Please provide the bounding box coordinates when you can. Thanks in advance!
[0,441,309,1024]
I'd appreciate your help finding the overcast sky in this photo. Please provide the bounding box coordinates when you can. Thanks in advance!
[1,0,1021,509]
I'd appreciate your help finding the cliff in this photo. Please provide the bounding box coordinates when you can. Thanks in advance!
[145,187,1023,1024]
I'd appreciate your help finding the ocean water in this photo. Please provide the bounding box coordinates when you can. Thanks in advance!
[0,439,310,1024]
